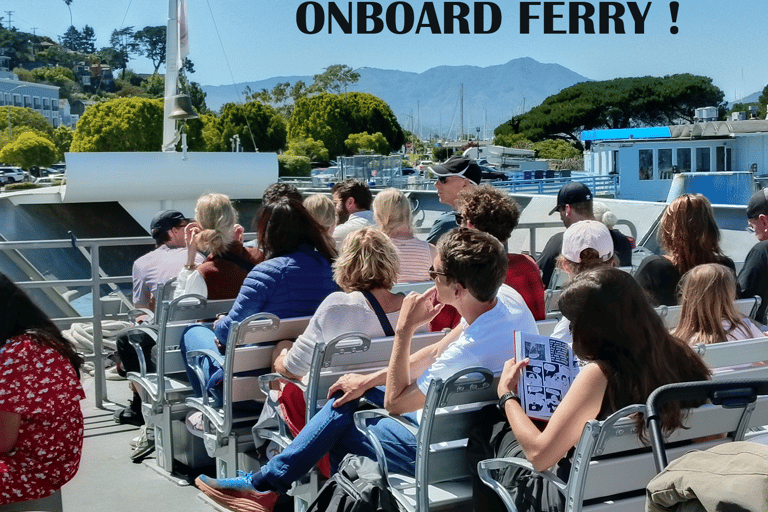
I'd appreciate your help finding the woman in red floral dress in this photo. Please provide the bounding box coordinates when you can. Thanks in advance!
[0,274,85,505]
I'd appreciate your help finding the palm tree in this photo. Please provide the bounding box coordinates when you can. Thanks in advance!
[63,0,73,28]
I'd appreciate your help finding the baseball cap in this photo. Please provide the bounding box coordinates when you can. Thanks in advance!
[549,182,593,215]
[561,220,614,263]
[432,156,482,185]
[746,189,768,219]
[150,210,188,236]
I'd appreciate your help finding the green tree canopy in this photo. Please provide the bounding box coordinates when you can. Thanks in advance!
[207,101,287,153]
[0,132,57,169]
[285,137,329,163]
[52,125,74,161]
[309,64,361,95]
[70,97,205,152]
[1,107,54,138]
[133,26,166,74]
[30,66,76,88]
[345,131,390,155]
[289,92,404,159]
[497,74,725,149]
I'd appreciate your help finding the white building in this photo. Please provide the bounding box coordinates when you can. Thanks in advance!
[0,76,62,128]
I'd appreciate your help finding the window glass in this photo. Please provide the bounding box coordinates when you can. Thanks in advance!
[639,149,653,180]
[658,149,673,180]
[677,148,691,172]
[696,147,710,172]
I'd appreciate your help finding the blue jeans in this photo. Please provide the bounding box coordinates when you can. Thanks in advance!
[252,388,418,495]
[179,324,224,407]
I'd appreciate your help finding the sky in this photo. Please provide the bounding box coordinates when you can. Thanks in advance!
[6,0,768,102]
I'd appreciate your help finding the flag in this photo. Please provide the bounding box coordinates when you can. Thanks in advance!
[178,0,190,67]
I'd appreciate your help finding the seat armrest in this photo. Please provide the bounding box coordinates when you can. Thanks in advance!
[354,408,418,484]
[477,457,567,511]
[186,348,225,406]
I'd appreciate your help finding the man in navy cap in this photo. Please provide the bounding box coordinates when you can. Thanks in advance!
[426,155,482,244]
[537,182,632,288]
[738,189,768,324]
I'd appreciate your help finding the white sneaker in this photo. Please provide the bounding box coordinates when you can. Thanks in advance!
[130,425,155,461]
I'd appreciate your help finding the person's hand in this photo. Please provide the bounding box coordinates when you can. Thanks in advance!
[233,224,245,243]
[395,287,443,334]
[498,357,529,398]
[185,222,202,257]
[328,373,370,407]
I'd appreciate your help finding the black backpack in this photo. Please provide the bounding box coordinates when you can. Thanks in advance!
[307,454,396,512]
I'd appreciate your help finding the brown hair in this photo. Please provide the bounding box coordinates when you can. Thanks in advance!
[559,268,710,438]
[457,184,520,243]
[437,227,508,303]
[256,197,337,262]
[659,194,725,274]
[0,274,84,378]
[332,178,373,210]
[333,227,399,292]
[556,249,615,276]
[194,193,238,257]
[673,263,752,345]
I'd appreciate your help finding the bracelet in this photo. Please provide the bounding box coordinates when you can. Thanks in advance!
[184,263,198,270]
[498,391,521,410]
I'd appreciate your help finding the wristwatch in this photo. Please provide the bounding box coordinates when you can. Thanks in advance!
[498,391,521,410]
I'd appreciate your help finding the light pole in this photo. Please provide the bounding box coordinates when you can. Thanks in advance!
[4,84,27,138]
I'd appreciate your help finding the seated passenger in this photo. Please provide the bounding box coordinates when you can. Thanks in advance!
[469,268,710,512]
[195,228,538,512]
[431,184,544,330]
[634,194,738,306]
[273,227,427,381]
[332,179,375,246]
[372,188,436,283]
[550,220,616,342]
[303,193,336,241]
[180,197,340,405]
[174,192,263,300]
[672,263,764,345]
[0,274,85,506]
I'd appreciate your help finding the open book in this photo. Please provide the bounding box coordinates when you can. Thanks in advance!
[514,331,579,421]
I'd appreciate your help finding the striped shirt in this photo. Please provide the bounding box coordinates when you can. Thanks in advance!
[391,236,436,283]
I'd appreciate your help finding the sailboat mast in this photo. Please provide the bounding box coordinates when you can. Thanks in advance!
[460,84,464,141]
[162,0,181,152]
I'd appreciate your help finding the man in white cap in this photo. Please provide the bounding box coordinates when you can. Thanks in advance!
[426,155,482,244]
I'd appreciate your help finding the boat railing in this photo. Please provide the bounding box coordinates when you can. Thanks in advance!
[494,174,619,197]
[1,235,164,408]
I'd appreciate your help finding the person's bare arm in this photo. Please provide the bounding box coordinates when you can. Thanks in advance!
[499,360,607,471]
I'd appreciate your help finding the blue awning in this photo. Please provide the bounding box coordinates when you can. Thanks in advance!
[581,127,672,142]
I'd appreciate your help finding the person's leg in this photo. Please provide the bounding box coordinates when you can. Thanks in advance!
[179,324,221,398]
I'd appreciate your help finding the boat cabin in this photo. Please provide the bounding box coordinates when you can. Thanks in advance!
[581,117,768,204]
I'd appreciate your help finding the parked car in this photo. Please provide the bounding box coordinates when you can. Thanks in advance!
[479,165,508,181]
[0,166,25,184]
[34,174,66,186]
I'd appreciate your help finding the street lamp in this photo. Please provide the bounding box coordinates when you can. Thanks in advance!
[3,84,28,138]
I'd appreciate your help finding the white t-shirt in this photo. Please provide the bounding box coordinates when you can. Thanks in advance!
[724,318,765,341]
[282,290,427,380]
[416,284,538,395]
[332,210,375,246]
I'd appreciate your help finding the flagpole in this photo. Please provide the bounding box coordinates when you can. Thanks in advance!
[162,0,181,152]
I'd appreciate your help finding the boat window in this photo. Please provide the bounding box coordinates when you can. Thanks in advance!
[658,149,673,180]
[639,149,653,180]
[716,146,726,172]
[696,147,711,172]
[677,148,691,172]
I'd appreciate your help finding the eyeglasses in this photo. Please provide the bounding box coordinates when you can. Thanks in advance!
[428,265,451,281]
[454,212,464,225]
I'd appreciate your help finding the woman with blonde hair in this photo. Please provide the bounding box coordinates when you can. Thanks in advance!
[373,188,436,283]
[673,263,763,345]
[634,193,737,306]
[174,192,263,300]
[273,226,426,380]
[303,193,337,239]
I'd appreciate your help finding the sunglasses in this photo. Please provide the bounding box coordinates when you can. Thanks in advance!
[454,212,464,225]
[428,265,451,281]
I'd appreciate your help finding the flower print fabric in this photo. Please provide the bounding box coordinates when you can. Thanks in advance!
[0,333,85,505]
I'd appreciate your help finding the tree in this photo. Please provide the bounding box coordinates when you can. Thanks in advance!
[289,92,404,159]
[63,0,74,28]
[60,26,81,52]
[108,27,137,77]
[70,97,200,152]
[498,74,725,149]
[133,26,166,74]
[533,139,580,160]
[309,64,360,95]
[209,101,288,153]
[30,66,76,87]
[0,132,57,169]
[80,25,96,54]
[0,107,54,138]
[345,131,390,155]
[141,73,165,97]
[285,137,329,163]
[52,125,74,161]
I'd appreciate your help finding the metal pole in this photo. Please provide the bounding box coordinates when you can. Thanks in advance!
[89,241,107,408]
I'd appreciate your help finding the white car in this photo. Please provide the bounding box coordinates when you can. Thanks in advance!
[0,166,25,184]
[34,174,66,186]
